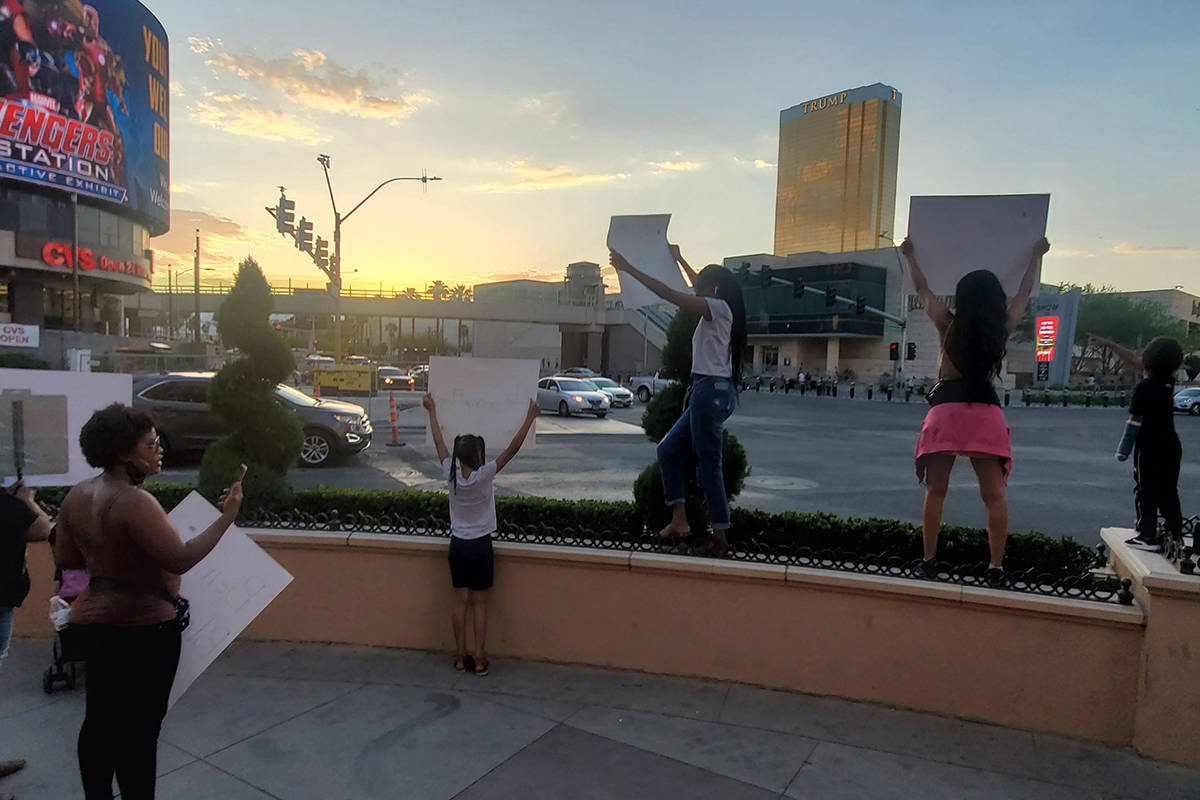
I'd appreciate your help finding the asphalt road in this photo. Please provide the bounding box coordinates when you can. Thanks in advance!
[155,391,1200,547]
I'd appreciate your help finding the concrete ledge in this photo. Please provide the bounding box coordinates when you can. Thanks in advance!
[242,529,350,548]
[496,541,632,570]
[786,564,963,604]
[960,585,1145,628]
[1103,527,1200,600]
[345,532,447,554]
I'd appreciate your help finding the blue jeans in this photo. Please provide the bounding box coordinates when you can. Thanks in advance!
[0,606,13,661]
[657,375,737,529]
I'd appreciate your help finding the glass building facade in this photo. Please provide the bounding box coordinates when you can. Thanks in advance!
[774,84,902,257]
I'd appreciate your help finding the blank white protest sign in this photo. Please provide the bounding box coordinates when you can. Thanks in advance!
[606,214,690,309]
[168,491,294,707]
[905,194,1050,296]
[426,356,540,453]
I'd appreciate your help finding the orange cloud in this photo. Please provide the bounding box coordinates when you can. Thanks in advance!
[189,92,328,144]
[471,161,627,193]
[1112,242,1196,256]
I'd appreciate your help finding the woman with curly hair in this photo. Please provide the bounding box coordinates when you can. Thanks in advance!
[901,237,1049,586]
[54,403,243,800]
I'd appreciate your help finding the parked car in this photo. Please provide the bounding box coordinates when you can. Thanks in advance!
[409,364,430,391]
[377,366,414,391]
[133,372,372,467]
[586,377,634,408]
[537,376,611,417]
[630,372,676,403]
[1175,387,1200,415]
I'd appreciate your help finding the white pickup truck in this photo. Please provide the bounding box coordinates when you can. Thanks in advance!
[630,372,676,402]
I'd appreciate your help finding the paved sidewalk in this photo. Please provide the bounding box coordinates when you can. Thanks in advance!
[3,638,1198,799]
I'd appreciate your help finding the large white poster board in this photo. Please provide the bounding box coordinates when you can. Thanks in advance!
[905,194,1050,296]
[426,356,539,453]
[168,491,294,707]
[0,369,131,485]
[607,214,690,309]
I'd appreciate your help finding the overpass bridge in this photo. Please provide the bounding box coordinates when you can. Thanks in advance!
[128,288,670,370]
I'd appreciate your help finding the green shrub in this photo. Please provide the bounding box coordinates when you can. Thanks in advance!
[632,430,750,532]
[640,382,686,443]
[659,308,700,381]
[32,482,1102,578]
[198,257,302,509]
[0,353,49,369]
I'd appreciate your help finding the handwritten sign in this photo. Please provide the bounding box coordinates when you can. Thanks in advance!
[0,368,130,485]
[168,491,293,707]
[607,214,690,309]
[905,194,1050,296]
[426,356,539,453]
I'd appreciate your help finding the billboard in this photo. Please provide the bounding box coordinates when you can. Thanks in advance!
[1035,316,1059,363]
[1031,289,1081,386]
[0,0,168,233]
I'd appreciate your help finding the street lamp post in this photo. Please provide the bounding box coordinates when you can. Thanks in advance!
[316,155,440,361]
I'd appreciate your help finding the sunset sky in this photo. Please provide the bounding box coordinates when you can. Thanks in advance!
[148,0,1199,295]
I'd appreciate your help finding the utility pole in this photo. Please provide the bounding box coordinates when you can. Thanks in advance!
[166,267,173,339]
[316,155,440,362]
[193,229,201,344]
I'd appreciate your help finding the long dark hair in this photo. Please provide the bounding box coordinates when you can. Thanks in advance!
[694,264,748,386]
[946,269,1007,402]
[450,434,485,494]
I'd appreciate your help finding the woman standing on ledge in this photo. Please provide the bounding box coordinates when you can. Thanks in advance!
[902,236,1049,586]
[609,244,747,556]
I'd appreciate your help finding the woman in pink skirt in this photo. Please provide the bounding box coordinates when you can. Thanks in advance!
[900,236,1049,586]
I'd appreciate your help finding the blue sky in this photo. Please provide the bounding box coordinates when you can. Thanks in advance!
[147,0,1200,294]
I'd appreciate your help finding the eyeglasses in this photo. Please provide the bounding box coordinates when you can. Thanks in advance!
[142,437,162,451]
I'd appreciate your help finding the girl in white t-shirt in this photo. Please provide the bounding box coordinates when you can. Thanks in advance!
[610,244,747,556]
[423,394,540,676]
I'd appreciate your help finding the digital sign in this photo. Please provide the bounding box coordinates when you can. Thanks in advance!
[0,0,169,233]
[1035,316,1059,363]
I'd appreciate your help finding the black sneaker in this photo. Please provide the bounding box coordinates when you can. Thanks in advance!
[913,558,937,580]
[1125,536,1162,553]
[985,566,1006,589]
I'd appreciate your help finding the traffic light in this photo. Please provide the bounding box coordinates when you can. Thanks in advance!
[792,278,805,299]
[274,323,282,330]
[760,266,772,289]
[825,285,837,307]
[889,342,899,361]
[275,193,295,235]
[312,338,318,348]
[855,296,866,314]
[314,236,329,269]
[295,217,313,253]
[906,342,917,360]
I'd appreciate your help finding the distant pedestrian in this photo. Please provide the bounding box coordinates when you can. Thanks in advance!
[423,394,539,676]
[1097,334,1184,552]
[610,243,747,556]
[902,236,1049,586]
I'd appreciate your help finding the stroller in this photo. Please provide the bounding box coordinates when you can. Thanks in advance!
[42,567,88,694]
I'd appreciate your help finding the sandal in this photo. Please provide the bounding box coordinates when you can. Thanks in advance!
[701,530,729,558]
[474,657,489,676]
[454,655,475,673]
[657,524,691,539]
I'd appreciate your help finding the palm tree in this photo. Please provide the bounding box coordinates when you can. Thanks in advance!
[430,280,449,302]
[450,284,467,302]
[403,287,419,300]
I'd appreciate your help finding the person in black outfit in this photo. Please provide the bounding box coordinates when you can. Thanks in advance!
[1,480,52,799]
[1103,335,1185,552]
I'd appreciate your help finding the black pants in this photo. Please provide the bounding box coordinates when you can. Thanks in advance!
[77,622,182,800]
[1134,444,1183,543]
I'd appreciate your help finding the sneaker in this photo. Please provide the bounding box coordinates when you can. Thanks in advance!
[913,558,937,580]
[985,566,1006,589]
[1125,536,1162,553]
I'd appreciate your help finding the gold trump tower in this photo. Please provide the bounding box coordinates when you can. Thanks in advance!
[774,83,902,256]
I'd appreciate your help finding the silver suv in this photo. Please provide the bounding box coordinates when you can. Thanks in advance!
[133,372,372,467]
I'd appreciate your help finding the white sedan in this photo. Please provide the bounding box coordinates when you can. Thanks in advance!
[537,377,611,418]
[587,377,634,408]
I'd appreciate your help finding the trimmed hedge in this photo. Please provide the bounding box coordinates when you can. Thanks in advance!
[32,483,1101,579]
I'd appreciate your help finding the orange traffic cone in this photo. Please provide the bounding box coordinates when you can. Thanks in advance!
[386,391,404,447]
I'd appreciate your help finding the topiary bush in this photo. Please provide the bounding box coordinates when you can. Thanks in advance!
[640,382,686,443]
[633,430,749,532]
[197,257,302,509]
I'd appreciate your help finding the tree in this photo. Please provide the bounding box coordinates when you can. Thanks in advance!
[430,280,449,301]
[198,257,303,510]
[1070,285,1193,377]
[450,284,471,302]
[403,287,420,300]
[659,308,700,381]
